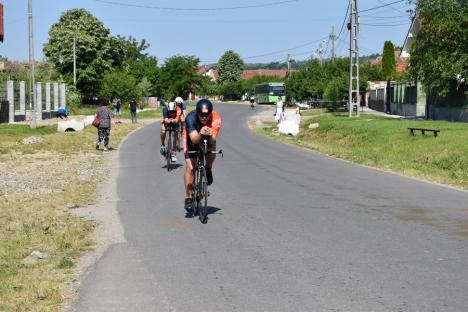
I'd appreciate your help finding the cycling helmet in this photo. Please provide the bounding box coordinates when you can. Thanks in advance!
[175,97,183,104]
[196,99,213,116]
[168,102,176,111]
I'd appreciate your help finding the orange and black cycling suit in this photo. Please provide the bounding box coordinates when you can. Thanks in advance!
[162,106,182,124]
[183,110,222,159]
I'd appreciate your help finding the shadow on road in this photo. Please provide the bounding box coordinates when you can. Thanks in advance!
[185,206,222,219]
[206,206,221,215]
[162,163,183,171]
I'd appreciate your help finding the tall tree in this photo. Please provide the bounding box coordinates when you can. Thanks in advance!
[217,50,244,84]
[117,36,160,94]
[160,55,201,100]
[409,0,468,94]
[382,40,396,80]
[43,9,124,97]
[99,71,137,103]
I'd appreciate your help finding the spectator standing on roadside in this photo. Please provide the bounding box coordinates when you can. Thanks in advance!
[95,99,114,151]
[112,95,122,121]
[275,96,285,123]
[129,98,138,123]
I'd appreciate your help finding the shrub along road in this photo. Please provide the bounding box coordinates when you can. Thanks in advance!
[73,104,468,311]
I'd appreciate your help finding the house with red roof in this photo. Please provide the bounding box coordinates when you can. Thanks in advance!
[241,69,289,80]
[367,15,426,117]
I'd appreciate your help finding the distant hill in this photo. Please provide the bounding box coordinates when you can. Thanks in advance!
[243,54,381,70]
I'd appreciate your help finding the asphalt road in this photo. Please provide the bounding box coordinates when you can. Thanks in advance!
[73,104,468,312]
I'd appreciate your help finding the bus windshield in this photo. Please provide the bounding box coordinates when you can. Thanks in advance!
[271,86,285,96]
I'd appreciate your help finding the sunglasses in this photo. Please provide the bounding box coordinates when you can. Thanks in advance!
[199,113,211,118]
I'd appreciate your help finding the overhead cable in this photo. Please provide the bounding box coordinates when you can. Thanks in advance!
[360,22,410,27]
[359,0,406,13]
[94,0,299,11]
[376,0,408,14]
[241,36,329,59]
[336,2,350,41]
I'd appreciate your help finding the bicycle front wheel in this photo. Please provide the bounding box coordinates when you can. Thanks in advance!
[198,167,208,224]
[192,166,200,216]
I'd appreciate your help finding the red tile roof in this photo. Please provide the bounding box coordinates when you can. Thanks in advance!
[242,69,288,79]
[369,51,408,74]
[196,66,219,79]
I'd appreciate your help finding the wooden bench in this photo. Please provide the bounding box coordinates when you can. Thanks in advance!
[408,127,440,137]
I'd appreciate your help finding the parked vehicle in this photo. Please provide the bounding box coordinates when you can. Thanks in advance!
[254,83,286,104]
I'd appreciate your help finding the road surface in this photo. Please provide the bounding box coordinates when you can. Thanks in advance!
[73,103,468,312]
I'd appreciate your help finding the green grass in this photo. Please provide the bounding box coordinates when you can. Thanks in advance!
[0,121,146,311]
[299,108,328,116]
[0,125,56,155]
[255,112,468,189]
[72,105,162,119]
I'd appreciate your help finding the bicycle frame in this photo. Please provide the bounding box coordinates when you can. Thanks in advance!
[164,123,178,171]
[187,138,223,224]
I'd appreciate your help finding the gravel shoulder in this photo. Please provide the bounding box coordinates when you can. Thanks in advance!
[60,119,159,311]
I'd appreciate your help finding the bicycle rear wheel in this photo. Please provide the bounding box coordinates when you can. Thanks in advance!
[166,130,172,171]
[198,167,208,224]
[192,167,200,216]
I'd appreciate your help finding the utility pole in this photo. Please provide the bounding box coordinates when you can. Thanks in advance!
[330,26,336,61]
[287,53,292,77]
[28,0,37,128]
[348,0,360,117]
[317,41,325,65]
[73,36,77,88]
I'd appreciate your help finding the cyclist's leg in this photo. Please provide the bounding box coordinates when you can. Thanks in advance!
[171,127,178,161]
[173,127,179,152]
[160,122,166,146]
[184,156,197,198]
[184,154,197,211]
[205,141,217,185]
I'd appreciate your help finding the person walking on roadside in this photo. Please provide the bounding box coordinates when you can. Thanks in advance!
[112,95,122,122]
[95,99,114,151]
[275,96,285,123]
[129,98,138,123]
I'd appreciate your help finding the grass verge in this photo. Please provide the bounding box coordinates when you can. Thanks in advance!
[253,112,468,189]
[71,105,162,120]
[0,121,148,311]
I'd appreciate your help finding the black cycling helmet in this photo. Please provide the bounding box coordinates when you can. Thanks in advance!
[196,99,213,116]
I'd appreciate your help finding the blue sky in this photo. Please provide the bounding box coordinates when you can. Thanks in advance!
[0,0,414,64]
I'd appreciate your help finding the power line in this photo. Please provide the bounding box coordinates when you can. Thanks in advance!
[336,2,350,41]
[359,0,406,13]
[337,36,375,55]
[360,22,410,27]
[241,36,329,59]
[376,0,408,14]
[360,14,410,19]
[94,0,299,11]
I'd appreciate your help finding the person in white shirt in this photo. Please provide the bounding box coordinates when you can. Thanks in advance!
[275,96,285,123]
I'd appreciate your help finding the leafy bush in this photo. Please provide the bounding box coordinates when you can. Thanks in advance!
[99,71,138,103]
[66,88,83,110]
[324,79,345,112]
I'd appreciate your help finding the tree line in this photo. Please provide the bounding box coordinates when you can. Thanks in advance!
[2,0,465,108]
